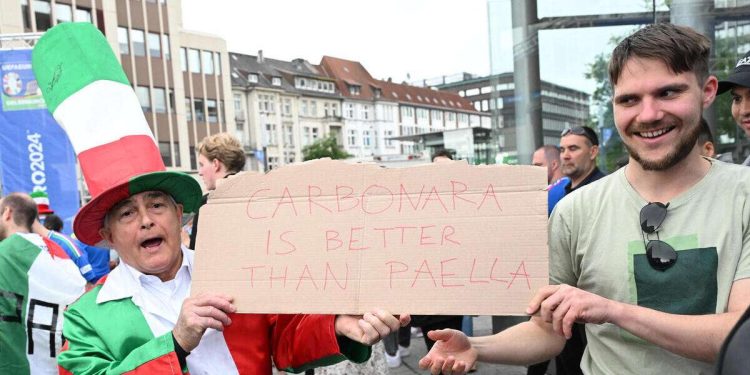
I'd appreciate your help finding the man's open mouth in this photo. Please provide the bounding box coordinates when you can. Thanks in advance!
[635,126,674,139]
[140,237,164,248]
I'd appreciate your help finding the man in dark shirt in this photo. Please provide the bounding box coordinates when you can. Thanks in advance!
[560,126,606,194]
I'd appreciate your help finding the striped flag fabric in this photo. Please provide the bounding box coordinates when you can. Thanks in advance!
[32,22,200,246]
[0,233,86,374]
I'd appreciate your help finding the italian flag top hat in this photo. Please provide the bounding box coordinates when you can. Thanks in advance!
[32,22,201,245]
[30,191,54,215]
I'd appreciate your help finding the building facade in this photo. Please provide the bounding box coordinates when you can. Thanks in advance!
[434,73,589,162]
[0,0,235,192]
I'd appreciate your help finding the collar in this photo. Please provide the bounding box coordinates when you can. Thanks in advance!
[97,246,193,304]
[565,167,605,194]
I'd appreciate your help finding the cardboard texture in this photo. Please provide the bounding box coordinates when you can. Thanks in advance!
[191,159,548,315]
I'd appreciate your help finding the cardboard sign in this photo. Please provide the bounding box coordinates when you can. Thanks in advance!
[191,159,548,315]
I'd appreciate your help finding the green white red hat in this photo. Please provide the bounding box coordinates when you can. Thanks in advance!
[32,22,201,245]
[30,191,54,215]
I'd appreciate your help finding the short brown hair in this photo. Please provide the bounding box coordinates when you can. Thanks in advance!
[609,23,711,86]
[0,193,37,230]
[198,133,245,173]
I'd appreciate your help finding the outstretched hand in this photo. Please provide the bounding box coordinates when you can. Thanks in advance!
[334,310,410,345]
[527,284,616,339]
[419,329,477,375]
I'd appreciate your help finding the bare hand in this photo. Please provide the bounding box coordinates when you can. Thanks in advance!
[527,284,615,339]
[173,293,236,352]
[418,329,477,375]
[334,310,410,345]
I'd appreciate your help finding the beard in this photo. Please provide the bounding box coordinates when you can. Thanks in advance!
[623,117,701,171]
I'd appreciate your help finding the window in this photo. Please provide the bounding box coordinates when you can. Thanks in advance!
[311,101,317,117]
[311,127,319,142]
[346,103,354,118]
[202,51,214,75]
[233,94,242,112]
[385,130,394,147]
[55,3,72,24]
[159,141,172,167]
[21,0,31,30]
[206,99,218,123]
[303,126,311,146]
[401,106,414,117]
[147,32,161,58]
[272,77,281,86]
[248,73,258,83]
[180,48,187,71]
[348,84,360,95]
[363,130,371,147]
[284,125,294,146]
[194,98,205,122]
[363,105,370,120]
[135,86,150,112]
[214,53,221,75]
[33,0,51,31]
[219,100,225,123]
[153,87,166,113]
[300,100,308,116]
[283,98,292,115]
[188,49,201,73]
[259,94,275,113]
[284,151,295,164]
[348,130,357,146]
[267,156,279,171]
[74,7,91,22]
[131,29,145,56]
[331,103,339,117]
[185,98,192,121]
[162,34,170,59]
[265,124,277,145]
[118,27,129,55]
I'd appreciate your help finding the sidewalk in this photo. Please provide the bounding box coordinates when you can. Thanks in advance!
[390,316,528,375]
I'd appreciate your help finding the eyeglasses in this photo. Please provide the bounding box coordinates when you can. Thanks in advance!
[561,126,599,146]
[639,202,678,271]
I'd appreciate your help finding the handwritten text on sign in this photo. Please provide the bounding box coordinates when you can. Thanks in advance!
[191,159,548,315]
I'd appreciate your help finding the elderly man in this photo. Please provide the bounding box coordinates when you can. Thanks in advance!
[420,23,750,375]
[0,193,85,374]
[32,22,407,375]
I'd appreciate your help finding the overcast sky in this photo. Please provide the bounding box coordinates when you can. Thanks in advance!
[181,0,667,94]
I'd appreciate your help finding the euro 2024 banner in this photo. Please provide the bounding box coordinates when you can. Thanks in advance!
[0,49,79,234]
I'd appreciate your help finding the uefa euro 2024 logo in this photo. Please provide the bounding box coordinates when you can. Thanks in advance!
[3,72,23,97]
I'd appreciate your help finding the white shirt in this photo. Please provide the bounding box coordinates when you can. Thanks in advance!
[97,247,237,374]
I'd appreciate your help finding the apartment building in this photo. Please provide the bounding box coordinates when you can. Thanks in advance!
[0,0,235,184]
[230,52,343,171]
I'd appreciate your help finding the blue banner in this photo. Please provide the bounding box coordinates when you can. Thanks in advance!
[0,49,79,234]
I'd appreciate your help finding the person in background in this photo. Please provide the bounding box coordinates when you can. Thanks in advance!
[190,132,246,249]
[532,145,571,215]
[0,193,85,374]
[30,191,97,285]
[717,50,750,165]
[697,118,716,158]
[559,125,605,194]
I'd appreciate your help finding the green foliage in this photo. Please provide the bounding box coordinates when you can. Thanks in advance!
[302,135,352,161]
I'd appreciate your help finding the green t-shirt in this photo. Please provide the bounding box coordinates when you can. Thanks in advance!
[550,159,750,375]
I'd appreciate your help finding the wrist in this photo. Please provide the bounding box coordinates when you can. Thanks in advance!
[607,299,626,325]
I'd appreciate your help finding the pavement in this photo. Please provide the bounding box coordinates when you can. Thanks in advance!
[389,316,529,375]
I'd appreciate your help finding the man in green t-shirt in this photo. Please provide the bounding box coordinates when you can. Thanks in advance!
[419,23,750,375]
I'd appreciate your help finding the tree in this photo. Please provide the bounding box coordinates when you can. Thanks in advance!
[585,36,629,173]
[302,135,352,161]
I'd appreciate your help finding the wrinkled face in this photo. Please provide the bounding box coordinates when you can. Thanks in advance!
[560,134,597,181]
[198,153,218,190]
[612,57,716,171]
[100,191,184,281]
[731,86,750,138]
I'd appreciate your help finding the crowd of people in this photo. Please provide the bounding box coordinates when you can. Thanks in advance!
[1,20,750,375]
